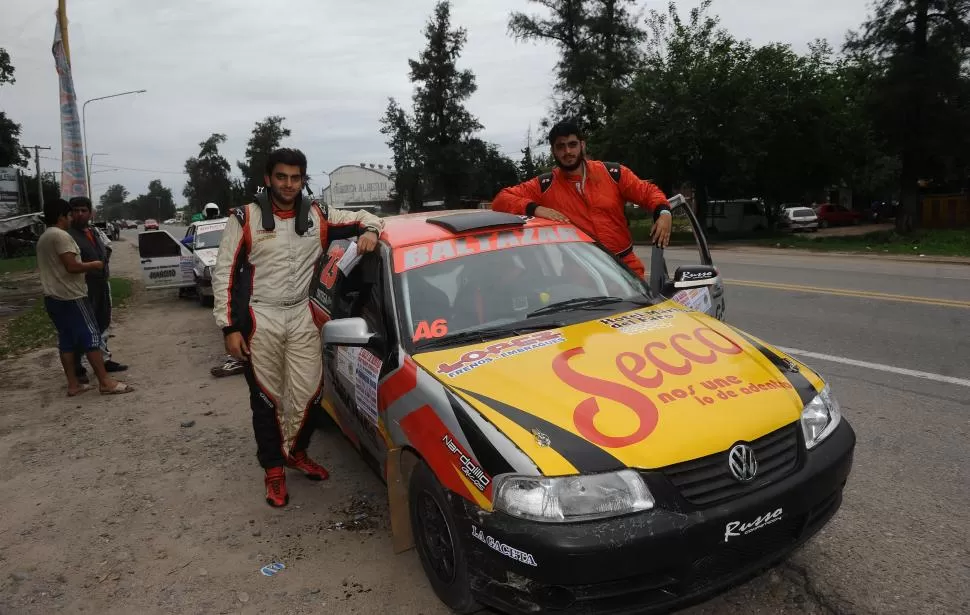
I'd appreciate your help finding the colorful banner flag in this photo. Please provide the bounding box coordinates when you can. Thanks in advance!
[52,16,87,199]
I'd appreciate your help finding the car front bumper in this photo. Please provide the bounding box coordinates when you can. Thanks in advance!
[789,220,818,230]
[451,419,855,615]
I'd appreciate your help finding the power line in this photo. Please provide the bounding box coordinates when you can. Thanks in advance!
[37,155,184,175]
[93,165,185,175]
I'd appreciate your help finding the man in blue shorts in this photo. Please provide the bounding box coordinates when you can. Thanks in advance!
[36,199,133,397]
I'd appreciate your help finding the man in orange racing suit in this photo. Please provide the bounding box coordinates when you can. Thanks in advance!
[491,120,672,278]
[212,148,384,507]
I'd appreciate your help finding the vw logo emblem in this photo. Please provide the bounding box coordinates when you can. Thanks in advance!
[728,444,758,482]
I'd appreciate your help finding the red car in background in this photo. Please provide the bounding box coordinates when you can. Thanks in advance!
[814,204,864,228]
[143,219,159,231]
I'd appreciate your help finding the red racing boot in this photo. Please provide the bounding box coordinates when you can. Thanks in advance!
[286,451,330,481]
[264,467,289,507]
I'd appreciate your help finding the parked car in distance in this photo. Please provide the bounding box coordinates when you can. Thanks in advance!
[782,207,819,232]
[814,204,864,228]
[143,219,159,231]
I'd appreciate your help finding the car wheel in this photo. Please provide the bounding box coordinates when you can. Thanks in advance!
[409,460,479,614]
[196,280,214,308]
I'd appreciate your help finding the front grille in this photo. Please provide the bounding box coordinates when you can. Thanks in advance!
[660,422,800,507]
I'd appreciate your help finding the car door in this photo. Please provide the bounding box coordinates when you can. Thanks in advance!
[317,245,396,467]
[648,194,725,320]
[137,230,195,290]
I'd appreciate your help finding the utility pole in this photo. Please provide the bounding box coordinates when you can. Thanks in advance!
[155,196,161,219]
[29,145,52,211]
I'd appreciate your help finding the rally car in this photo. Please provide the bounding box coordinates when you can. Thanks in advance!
[309,202,854,614]
[135,218,228,305]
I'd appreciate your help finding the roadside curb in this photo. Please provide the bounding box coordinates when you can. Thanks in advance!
[634,242,970,266]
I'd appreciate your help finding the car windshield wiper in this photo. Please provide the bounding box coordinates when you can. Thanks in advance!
[528,295,650,318]
[414,321,564,351]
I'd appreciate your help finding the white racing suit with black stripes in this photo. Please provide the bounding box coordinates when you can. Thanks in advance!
[212,199,384,469]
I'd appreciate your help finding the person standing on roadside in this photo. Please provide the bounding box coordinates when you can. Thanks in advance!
[212,148,384,508]
[68,197,128,379]
[36,199,133,397]
[491,120,672,278]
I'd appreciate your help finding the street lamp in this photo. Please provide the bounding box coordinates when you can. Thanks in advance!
[82,89,147,199]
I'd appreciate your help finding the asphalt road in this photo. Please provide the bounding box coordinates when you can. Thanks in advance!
[643,245,970,615]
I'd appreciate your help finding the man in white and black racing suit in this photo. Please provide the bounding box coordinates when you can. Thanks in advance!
[212,148,383,507]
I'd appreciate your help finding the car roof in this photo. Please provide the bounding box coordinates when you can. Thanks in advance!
[189,217,229,228]
[380,209,585,249]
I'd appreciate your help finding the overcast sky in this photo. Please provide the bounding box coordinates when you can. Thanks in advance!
[1,0,871,207]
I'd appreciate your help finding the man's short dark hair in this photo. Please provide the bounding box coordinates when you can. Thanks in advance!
[265,148,307,177]
[69,196,92,211]
[44,198,72,226]
[548,120,584,145]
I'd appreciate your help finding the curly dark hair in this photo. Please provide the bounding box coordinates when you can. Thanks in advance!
[265,148,307,177]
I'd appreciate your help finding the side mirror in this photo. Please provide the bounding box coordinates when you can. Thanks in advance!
[672,265,718,289]
[322,317,375,347]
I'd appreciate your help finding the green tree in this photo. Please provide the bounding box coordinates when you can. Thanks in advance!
[236,116,291,202]
[0,48,27,168]
[509,0,644,133]
[463,139,520,200]
[409,1,483,206]
[380,98,424,211]
[183,133,234,214]
[518,131,539,181]
[845,0,970,231]
[603,1,754,228]
[20,171,60,214]
[98,184,130,220]
[129,179,177,220]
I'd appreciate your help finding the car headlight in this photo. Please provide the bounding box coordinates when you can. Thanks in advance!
[493,469,654,523]
[801,384,842,449]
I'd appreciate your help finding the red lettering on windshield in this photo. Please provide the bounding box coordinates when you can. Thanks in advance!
[394,225,593,272]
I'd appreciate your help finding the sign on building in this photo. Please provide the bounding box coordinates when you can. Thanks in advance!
[0,167,21,218]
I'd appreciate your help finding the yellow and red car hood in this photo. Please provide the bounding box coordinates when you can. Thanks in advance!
[413,302,824,476]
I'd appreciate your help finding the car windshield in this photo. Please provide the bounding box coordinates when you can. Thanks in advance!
[792,208,815,217]
[195,229,224,249]
[392,238,658,351]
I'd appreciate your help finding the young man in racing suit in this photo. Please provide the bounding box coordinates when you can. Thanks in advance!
[491,120,672,278]
[212,148,384,507]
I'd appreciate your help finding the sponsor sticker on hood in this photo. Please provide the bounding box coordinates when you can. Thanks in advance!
[414,303,823,475]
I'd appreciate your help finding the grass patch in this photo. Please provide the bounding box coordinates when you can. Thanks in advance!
[0,255,37,275]
[748,228,970,257]
[0,277,134,361]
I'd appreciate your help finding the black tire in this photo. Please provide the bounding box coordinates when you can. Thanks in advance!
[409,460,479,614]
[196,280,214,308]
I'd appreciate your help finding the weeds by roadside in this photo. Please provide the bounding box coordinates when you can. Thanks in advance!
[0,256,38,275]
[0,277,134,360]
[751,228,970,257]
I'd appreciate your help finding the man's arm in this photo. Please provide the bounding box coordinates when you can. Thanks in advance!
[616,165,670,220]
[324,205,385,241]
[58,252,101,274]
[491,178,544,216]
[212,208,248,333]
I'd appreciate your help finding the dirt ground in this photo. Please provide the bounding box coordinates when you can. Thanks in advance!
[0,236,448,615]
[0,234,843,615]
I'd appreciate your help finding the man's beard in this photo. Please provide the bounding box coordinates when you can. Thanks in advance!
[555,152,585,172]
[271,186,297,206]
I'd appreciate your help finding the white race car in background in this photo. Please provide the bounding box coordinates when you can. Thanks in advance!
[136,218,227,306]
